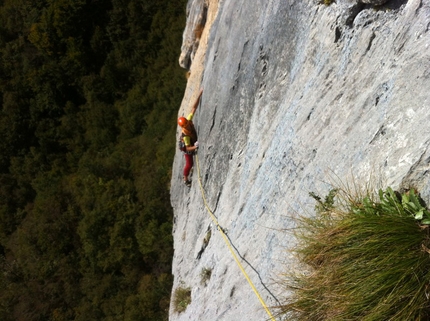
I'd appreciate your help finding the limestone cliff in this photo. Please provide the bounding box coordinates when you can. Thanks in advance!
[170,0,430,320]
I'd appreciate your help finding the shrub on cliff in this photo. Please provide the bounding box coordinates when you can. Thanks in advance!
[173,286,192,313]
[279,187,430,321]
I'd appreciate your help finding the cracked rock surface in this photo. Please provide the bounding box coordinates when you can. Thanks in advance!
[170,0,430,320]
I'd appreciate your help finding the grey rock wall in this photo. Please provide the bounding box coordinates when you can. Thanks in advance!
[170,0,430,320]
[179,0,208,70]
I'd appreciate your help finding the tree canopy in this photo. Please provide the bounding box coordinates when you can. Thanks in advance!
[0,0,186,319]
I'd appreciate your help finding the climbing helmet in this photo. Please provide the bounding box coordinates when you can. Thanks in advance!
[178,117,188,127]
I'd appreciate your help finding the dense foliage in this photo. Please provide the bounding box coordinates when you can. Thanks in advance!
[0,0,187,320]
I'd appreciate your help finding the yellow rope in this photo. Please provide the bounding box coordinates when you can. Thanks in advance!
[195,154,276,321]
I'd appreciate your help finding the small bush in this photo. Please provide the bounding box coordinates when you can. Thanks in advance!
[278,187,430,321]
[200,267,212,286]
[321,0,334,5]
[173,286,191,313]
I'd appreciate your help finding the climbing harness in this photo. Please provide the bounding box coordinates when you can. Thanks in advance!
[195,154,276,321]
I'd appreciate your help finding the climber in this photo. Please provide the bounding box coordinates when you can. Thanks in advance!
[178,88,203,187]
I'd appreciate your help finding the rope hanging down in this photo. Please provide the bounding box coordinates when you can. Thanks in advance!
[195,154,276,321]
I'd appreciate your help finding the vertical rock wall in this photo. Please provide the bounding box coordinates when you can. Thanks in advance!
[170,0,430,320]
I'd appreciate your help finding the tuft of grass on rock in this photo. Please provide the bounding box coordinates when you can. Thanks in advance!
[278,187,430,321]
[200,267,212,286]
[173,286,191,313]
[321,0,334,5]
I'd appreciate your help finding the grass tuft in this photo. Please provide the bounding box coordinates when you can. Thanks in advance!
[321,0,334,5]
[200,267,212,286]
[173,286,191,313]
[278,187,430,321]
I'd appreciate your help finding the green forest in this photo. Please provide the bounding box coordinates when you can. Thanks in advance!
[0,0,187,320]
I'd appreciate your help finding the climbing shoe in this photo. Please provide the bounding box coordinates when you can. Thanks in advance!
[184,180,192,187]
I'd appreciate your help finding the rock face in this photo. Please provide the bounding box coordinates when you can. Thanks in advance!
[179,0,208,70]
[170,0,430,320]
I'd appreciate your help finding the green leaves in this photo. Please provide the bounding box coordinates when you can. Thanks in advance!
[375,187,430,224]
[352,187,430,225]
[402,189,430,224]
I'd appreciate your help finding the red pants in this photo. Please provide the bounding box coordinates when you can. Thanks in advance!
[183,153,194,178]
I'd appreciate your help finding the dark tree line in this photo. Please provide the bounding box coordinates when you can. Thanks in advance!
[0,0,187,320]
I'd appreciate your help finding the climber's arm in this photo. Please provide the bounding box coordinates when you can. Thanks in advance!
[185,144,198,152]
[184,136,198,152]
[190,88,203,115]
